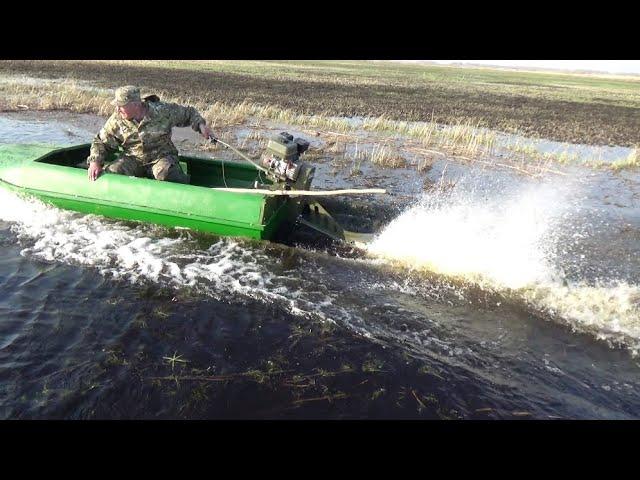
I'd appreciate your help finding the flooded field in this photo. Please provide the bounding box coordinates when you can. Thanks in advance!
[2,60,640,146]
[0,112,639,419]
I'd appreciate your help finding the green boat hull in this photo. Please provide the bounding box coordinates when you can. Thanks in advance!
[0,143,311,240]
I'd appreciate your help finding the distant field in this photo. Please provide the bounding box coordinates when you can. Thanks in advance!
[1,60,639,146]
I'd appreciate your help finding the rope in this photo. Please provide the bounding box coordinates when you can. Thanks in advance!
[212,138,272,176]
[221,155,228,188]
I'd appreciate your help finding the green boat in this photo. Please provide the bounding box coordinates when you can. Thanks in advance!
[0,137,378,244]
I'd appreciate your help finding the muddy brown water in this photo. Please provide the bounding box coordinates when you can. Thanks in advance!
[0,112,639,419]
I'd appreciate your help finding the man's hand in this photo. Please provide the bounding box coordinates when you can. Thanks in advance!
[88,161,103,181]
[199,123,215,142]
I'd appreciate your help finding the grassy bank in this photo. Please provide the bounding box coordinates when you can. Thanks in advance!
[0,76,529,158]
[0,71,637,173]
[1,60,640,147]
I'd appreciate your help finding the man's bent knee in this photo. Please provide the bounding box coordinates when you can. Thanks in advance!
[106,157,144,177]
[151,158,190,184]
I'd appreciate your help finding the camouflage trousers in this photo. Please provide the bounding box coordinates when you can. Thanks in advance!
[106,156,190,184]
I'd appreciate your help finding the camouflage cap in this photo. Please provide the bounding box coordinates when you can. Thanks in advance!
[110,85,142,106]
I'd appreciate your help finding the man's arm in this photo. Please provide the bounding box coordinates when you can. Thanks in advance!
[165,102,213,139]
[87,115,121,181]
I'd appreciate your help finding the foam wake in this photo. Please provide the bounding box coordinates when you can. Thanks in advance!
[0,189,354,325]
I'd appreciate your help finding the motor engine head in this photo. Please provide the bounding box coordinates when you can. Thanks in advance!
[262,132,310,182]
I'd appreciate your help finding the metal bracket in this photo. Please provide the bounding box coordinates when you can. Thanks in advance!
[298,200,375,246]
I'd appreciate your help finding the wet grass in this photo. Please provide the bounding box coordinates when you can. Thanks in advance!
[1,69,638,173]
[140,335,455,419]
[612,148,640,170]
[366,144,406,168]
[0,77,495,166]
[51,287,473,419]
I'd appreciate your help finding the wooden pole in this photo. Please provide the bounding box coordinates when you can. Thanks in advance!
[211,187,387,197]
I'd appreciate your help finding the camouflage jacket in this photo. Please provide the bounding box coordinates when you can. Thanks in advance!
[87,98,206,165]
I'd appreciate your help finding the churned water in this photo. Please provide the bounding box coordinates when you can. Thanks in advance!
[1,113,639,419]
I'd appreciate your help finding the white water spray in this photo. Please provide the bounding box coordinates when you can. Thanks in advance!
[368,178,640,353]
[369,180,566,288]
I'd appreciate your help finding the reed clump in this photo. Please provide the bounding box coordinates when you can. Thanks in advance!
[438,121,498,157]
[368,144,406,168]
[611,148,640,170]
[417,157,433,172]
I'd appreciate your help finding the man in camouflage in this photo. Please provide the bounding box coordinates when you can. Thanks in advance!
[87,85,214,183]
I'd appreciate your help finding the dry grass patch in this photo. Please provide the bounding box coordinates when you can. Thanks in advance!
[612,148,640,170]
[369,144,406,168]
[0,80,113,115]
[1,74,635,173]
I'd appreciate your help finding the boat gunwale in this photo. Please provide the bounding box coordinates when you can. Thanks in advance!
[33,143,263,174]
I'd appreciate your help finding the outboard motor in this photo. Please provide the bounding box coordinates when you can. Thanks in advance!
[262,132,311,183]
